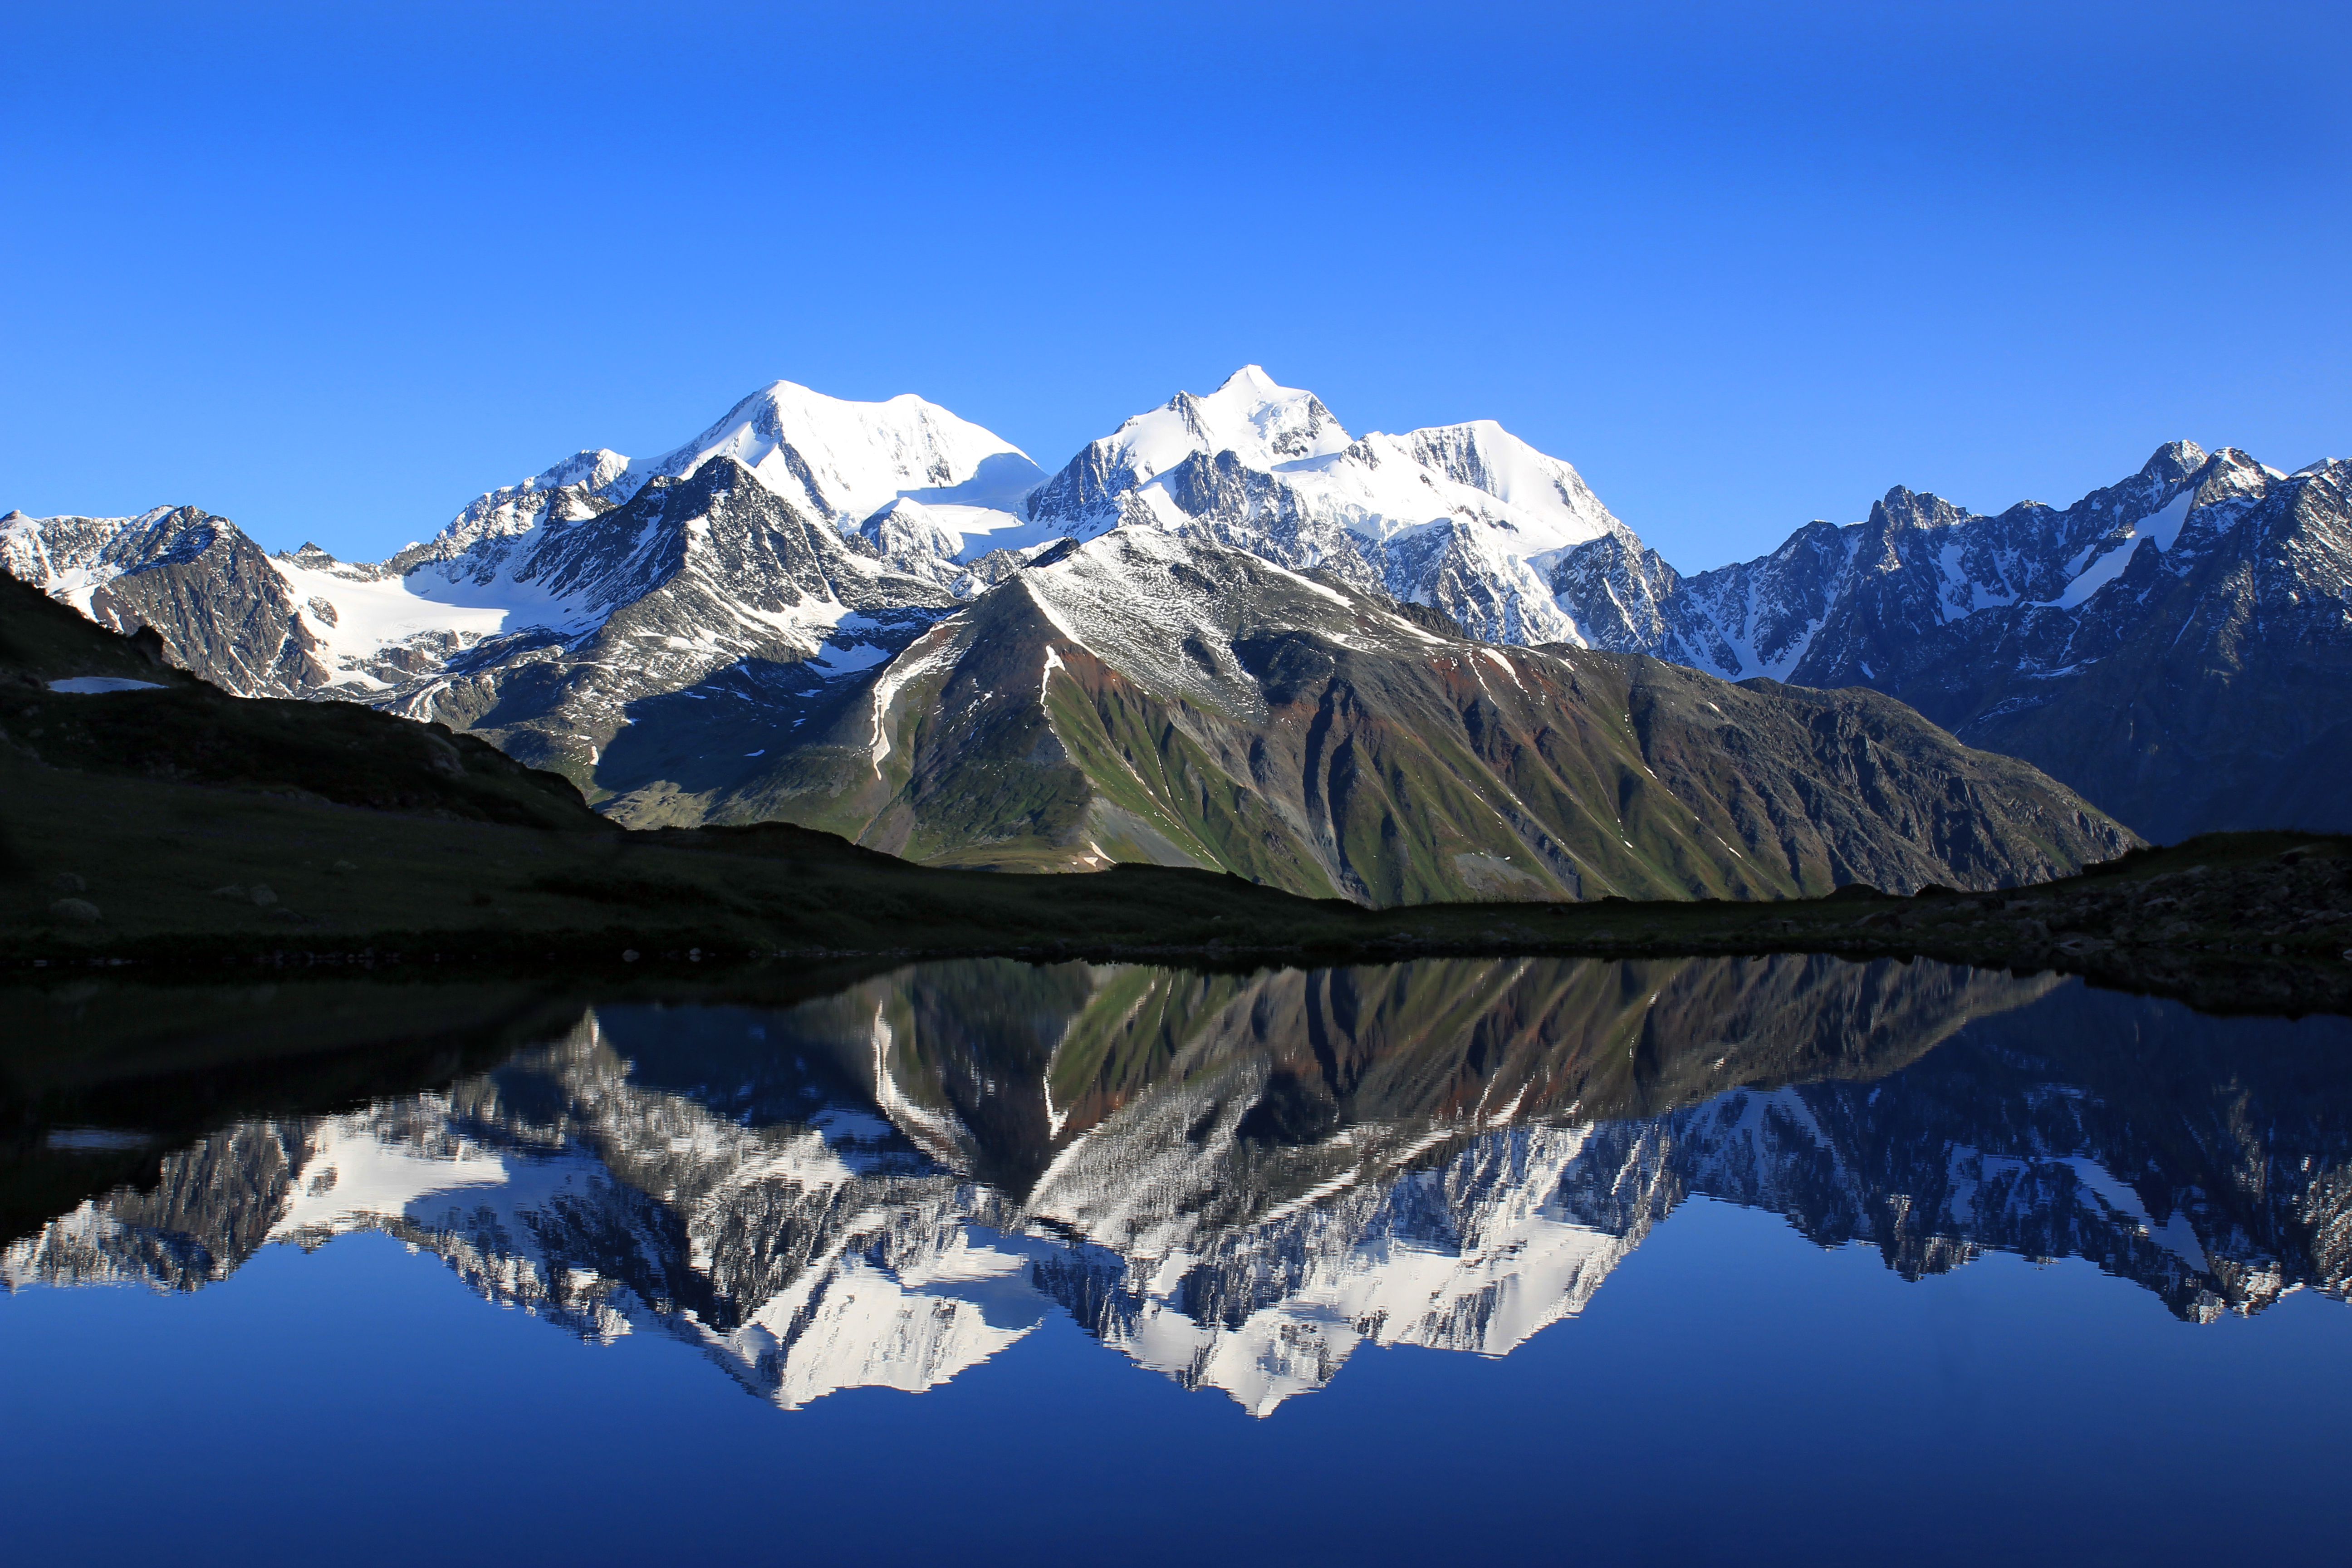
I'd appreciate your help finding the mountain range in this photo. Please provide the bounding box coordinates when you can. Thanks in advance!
[1556,441,2352,841]
[12,367,2335,894]
[12,954,2347,1415]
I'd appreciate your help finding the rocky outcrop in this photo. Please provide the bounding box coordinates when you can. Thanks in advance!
[1,505,332,696]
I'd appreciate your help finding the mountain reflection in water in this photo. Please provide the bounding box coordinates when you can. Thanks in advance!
[8,954,2350,1417]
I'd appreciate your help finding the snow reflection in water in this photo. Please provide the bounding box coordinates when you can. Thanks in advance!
[10,953,2352,1416]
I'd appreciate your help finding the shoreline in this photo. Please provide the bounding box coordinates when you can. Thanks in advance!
[10,907,2347,1020]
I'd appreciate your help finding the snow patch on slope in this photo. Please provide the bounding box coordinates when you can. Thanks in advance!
[2041,491,2194,608]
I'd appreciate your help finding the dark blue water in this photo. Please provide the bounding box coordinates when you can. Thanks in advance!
[4,954,2348,1565]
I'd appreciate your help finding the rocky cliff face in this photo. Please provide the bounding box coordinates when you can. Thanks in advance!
[380,456,958,783]
[7,454,962,790]
[0,505,335,696]
[12,954,2346,1414]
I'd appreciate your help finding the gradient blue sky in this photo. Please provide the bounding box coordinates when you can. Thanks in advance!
[4,1,2345,570]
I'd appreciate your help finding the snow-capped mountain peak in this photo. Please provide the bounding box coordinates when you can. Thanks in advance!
[1547,434,2352,839]
[410,379,1047,575]
[2142,438,2209,484]
[536,447,636,500]
[414,448,632,564]
[618,378,1042,526]
[1021,367,1352,534]
[1328,421,1622,557]
[1112,365,1353,482]
[1015,370,1637,644]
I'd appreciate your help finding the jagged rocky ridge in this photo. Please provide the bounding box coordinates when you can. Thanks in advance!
[1551,442,2352,840]
[0,366,1642,732]
[11,954,2349,1416]
[0,375,2134,902]
[0,457,961,784]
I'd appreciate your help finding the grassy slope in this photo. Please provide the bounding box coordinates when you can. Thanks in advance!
[667,556,2135,906]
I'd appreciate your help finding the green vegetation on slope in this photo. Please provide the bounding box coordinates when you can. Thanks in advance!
[618,538,2137,905]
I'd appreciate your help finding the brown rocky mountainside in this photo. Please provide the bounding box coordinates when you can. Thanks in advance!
[653,529,2135,904]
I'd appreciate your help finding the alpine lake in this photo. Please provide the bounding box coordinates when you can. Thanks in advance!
[5,952,2348,1565]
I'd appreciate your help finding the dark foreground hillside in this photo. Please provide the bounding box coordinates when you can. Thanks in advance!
[3,572,2347,1014]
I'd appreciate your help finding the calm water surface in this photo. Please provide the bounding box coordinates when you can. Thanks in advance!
[4,954,2349,1565]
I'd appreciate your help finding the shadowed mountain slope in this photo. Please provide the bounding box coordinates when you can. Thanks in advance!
[1554,443,2352,840]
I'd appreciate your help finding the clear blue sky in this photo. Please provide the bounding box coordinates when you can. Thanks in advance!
[4,1,2345,571]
